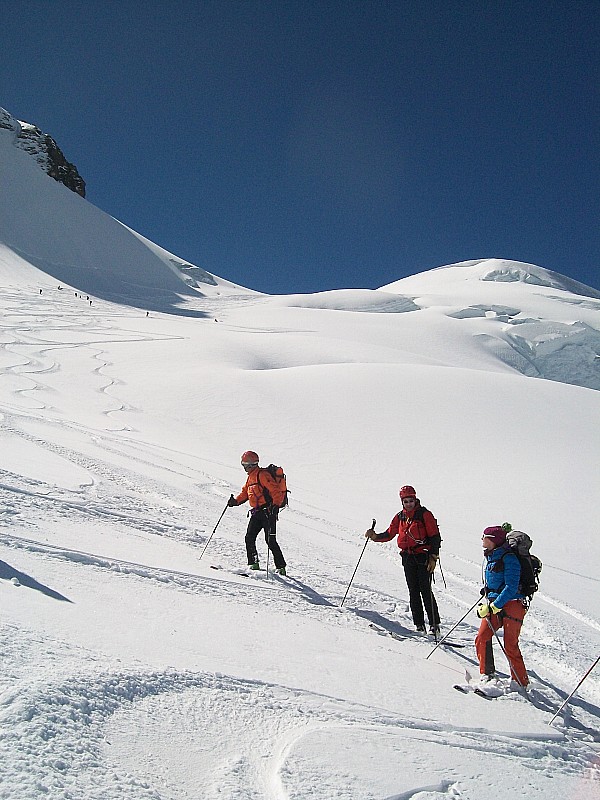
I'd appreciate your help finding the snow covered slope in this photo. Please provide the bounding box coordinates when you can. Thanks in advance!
[0,107,251,314]
[1,109,599,798]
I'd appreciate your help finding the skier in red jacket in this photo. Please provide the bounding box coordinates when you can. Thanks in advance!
[366,485,441,634]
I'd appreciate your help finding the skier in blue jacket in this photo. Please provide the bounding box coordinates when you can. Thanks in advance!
[475,525,529,687]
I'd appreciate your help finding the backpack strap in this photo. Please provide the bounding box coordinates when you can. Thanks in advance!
[492,545,512,573]
[399,505,434,553]
[399,505,426,523]
[489,547,523,597]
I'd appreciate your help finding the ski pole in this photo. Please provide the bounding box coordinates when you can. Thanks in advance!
[266,518,272,579]
[340,519,375,607]
[427,571,439,643]
[198,501,229,560]
[549,654,600,727]
[426,597,481,659]
[266,540,270,578]
[265,506,276,578]
[437,557,448,589]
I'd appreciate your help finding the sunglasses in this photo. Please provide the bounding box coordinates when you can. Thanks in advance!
[402,497,416,503]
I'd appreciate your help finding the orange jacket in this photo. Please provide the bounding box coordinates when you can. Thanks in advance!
[235,466,280,509]
[376,502,441,555]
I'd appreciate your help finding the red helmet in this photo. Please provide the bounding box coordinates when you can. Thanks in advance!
[399,485,416,499]
[241,450,259,466]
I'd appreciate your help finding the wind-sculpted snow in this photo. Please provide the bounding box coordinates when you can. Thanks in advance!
[270,289,419,314]
[0,630,591,800]
[101,675,581,800]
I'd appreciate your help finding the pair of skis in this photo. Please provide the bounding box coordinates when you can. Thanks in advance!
[210,564,286,579]
[369,622,466,648]
[454,670,528,699]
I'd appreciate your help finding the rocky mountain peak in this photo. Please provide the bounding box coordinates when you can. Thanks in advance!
[0,107,85,197]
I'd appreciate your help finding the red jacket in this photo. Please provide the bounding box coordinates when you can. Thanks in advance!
[235,466,280,509]
[376,502,441,555]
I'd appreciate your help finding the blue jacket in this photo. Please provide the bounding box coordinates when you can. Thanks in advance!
[484,546,524,609]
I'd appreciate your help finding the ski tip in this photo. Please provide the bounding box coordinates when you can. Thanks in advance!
[454,684,494,699]
[473,688,494,699]
[369,623,387,635]
[453,684,469,694]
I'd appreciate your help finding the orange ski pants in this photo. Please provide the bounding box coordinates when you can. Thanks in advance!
[475,599,528,686]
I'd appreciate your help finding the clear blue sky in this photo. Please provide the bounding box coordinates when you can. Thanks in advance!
[2,1,599,293]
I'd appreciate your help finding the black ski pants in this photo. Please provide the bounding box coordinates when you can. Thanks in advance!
[245,507,286,570]
[401,552,440,627]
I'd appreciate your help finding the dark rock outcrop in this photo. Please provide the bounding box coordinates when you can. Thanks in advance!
[1,106,86,197]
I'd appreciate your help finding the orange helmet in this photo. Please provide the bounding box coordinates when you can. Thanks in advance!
[241,450,259,466]
[399,485,416,499]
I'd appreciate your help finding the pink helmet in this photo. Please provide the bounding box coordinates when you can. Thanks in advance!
[241,450,259,466]
[399,485,417,499]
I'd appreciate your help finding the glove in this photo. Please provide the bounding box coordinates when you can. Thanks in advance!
[426,554,438,574]
[490,602,501,615]
[477,603,490,618]
[227,494,238,507]
[365,529,376,540]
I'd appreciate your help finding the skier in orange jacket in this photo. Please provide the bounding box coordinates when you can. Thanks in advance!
[227,450,287,574]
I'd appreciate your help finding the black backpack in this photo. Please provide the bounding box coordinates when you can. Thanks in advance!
[497,530,542,600]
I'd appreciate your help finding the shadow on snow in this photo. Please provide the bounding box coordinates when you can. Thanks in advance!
[0,560,73,602]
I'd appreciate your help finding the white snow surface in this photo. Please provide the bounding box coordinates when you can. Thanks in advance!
[1,106,600,799]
